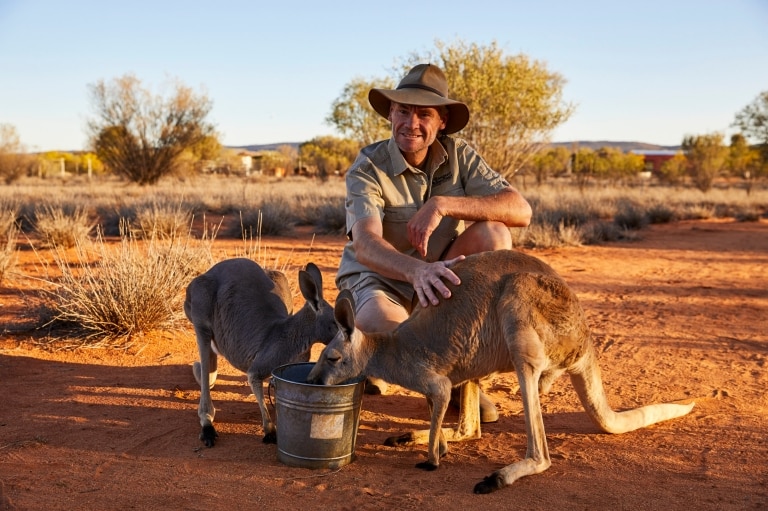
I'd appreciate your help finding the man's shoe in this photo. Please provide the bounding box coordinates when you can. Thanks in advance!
[450,386,499,423]
[479,390,499,424]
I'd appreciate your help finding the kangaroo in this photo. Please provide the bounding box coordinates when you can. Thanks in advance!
[307,249,694,493]
[184,259,337,446]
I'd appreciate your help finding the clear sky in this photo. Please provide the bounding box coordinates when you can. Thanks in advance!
[1,0,767,152]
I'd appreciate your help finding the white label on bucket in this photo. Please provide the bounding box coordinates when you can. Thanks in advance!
[310,413,345,440]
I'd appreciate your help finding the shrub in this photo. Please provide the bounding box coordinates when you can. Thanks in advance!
[233,199,296,238]
[581,221,625,244]
[33,204,94,248]
[646,203,675,224]
[613,200,648,230]
[133,201,193,239]
[313,202,346,235]
[43,226,214,345]
[0,223,18,283]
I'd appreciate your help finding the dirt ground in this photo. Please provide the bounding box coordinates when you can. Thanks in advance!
[1,219,766,511]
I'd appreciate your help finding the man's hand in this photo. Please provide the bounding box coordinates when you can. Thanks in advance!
[412,256,465,307]
[407,200,443,258]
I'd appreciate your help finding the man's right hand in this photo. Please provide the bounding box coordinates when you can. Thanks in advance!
[412,256,465,307]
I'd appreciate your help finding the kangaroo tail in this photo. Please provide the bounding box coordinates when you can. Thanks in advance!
[569,348,694,434]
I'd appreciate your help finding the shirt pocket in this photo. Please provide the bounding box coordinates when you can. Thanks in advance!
[382,206,417,254]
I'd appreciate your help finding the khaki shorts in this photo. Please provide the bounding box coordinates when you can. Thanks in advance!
[338,273,416,315]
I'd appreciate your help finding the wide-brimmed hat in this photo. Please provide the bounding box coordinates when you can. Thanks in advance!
[368,64,470,134]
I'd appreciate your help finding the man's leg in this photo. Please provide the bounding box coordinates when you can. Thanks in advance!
[444,220,512,259]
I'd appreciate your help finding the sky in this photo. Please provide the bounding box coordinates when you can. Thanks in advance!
[1,0,767,152]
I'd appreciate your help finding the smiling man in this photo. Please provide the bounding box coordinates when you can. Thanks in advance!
[336,63,532,422]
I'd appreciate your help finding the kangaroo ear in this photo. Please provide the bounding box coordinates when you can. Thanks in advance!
[335,290,356,337]
[304,262,323,287]
[298,263,324,311]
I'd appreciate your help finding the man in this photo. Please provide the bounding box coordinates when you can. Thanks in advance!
[336,63,532,422]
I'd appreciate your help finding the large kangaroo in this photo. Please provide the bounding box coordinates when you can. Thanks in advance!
[184,259,337,446]
[308,250,694,494]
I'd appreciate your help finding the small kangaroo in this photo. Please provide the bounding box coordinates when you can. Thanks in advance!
[308,250,694,493]
[184,259,337,446]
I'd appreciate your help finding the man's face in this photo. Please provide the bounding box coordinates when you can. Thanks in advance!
[388,102,447,167]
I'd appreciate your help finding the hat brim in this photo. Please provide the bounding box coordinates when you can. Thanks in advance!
[369,88,469,134]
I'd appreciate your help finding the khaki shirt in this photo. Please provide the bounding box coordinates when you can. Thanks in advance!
[336,135,510,288]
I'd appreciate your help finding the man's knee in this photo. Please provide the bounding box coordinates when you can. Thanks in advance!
[477,221,513,250]
[449,221,511,256]
[355,296,408,332]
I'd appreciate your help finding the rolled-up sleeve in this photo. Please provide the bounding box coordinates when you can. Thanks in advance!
[455,140,510,195]
[345,162,384,236]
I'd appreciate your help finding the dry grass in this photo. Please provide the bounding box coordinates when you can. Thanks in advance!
[0,199,20,283]
[33,204,94,248]
[0,223,19,283]
[41,223,216,347]
[2,173,766,347]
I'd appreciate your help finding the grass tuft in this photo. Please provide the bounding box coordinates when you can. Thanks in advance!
[42,223,215,346]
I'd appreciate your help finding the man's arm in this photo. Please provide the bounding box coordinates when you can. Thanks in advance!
[351,216,463,307]
[407,186,532,258]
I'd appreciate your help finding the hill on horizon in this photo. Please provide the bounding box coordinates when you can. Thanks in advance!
[229,140,681,153]
[548,140,681,151]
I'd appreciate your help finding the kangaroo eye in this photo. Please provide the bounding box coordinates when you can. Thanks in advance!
[325,349,342,364]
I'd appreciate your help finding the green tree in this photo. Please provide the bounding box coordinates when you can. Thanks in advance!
[682,133,728,192]
[728,133,763,195]
[275,144,299,173]
[86,74,216,185]
[414,39,575,180]
[327,77,393,146]
[299,136,361,179]
[527,146,571,185]
[597,147,645,183]
[571,147,598,190]
[37,151,105,178]
[328,39,574,181]
[658,152,687,186]
[733,91,768,156]
[0,124,34,184]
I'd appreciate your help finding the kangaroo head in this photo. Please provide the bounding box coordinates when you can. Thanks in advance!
[307,289,359,385]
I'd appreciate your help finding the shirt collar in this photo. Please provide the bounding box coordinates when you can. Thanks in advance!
[386,137,448,177]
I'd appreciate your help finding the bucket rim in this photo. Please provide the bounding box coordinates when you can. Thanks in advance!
[271,362,365,388]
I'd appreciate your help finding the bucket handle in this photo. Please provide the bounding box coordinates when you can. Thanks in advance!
[267,377,276,410]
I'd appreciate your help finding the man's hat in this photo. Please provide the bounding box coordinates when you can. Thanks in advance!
[368,64,470,134]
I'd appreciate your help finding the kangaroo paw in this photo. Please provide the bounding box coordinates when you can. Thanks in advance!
[384,431,415,447]
[200,425,218,447]
[415,461,439,471]
[262,431,277,444]
[473,473,504,494]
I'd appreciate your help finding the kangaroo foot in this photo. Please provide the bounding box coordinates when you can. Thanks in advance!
[200,424,218,447]
[473,473,504,494]
[415,460,439,471]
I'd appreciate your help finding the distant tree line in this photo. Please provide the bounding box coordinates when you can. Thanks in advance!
[1,40,767,189]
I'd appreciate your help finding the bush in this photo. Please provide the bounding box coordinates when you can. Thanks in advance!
[613,200,648,231]
[0,223,18,283]
[233,199,297,238]
[646,203,675,224]
[44,229,214,345]
[33,204,94,248]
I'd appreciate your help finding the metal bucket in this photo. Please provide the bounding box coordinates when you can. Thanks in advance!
[271,362,365,469]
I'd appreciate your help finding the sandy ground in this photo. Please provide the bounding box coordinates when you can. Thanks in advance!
[1,219,766,510]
